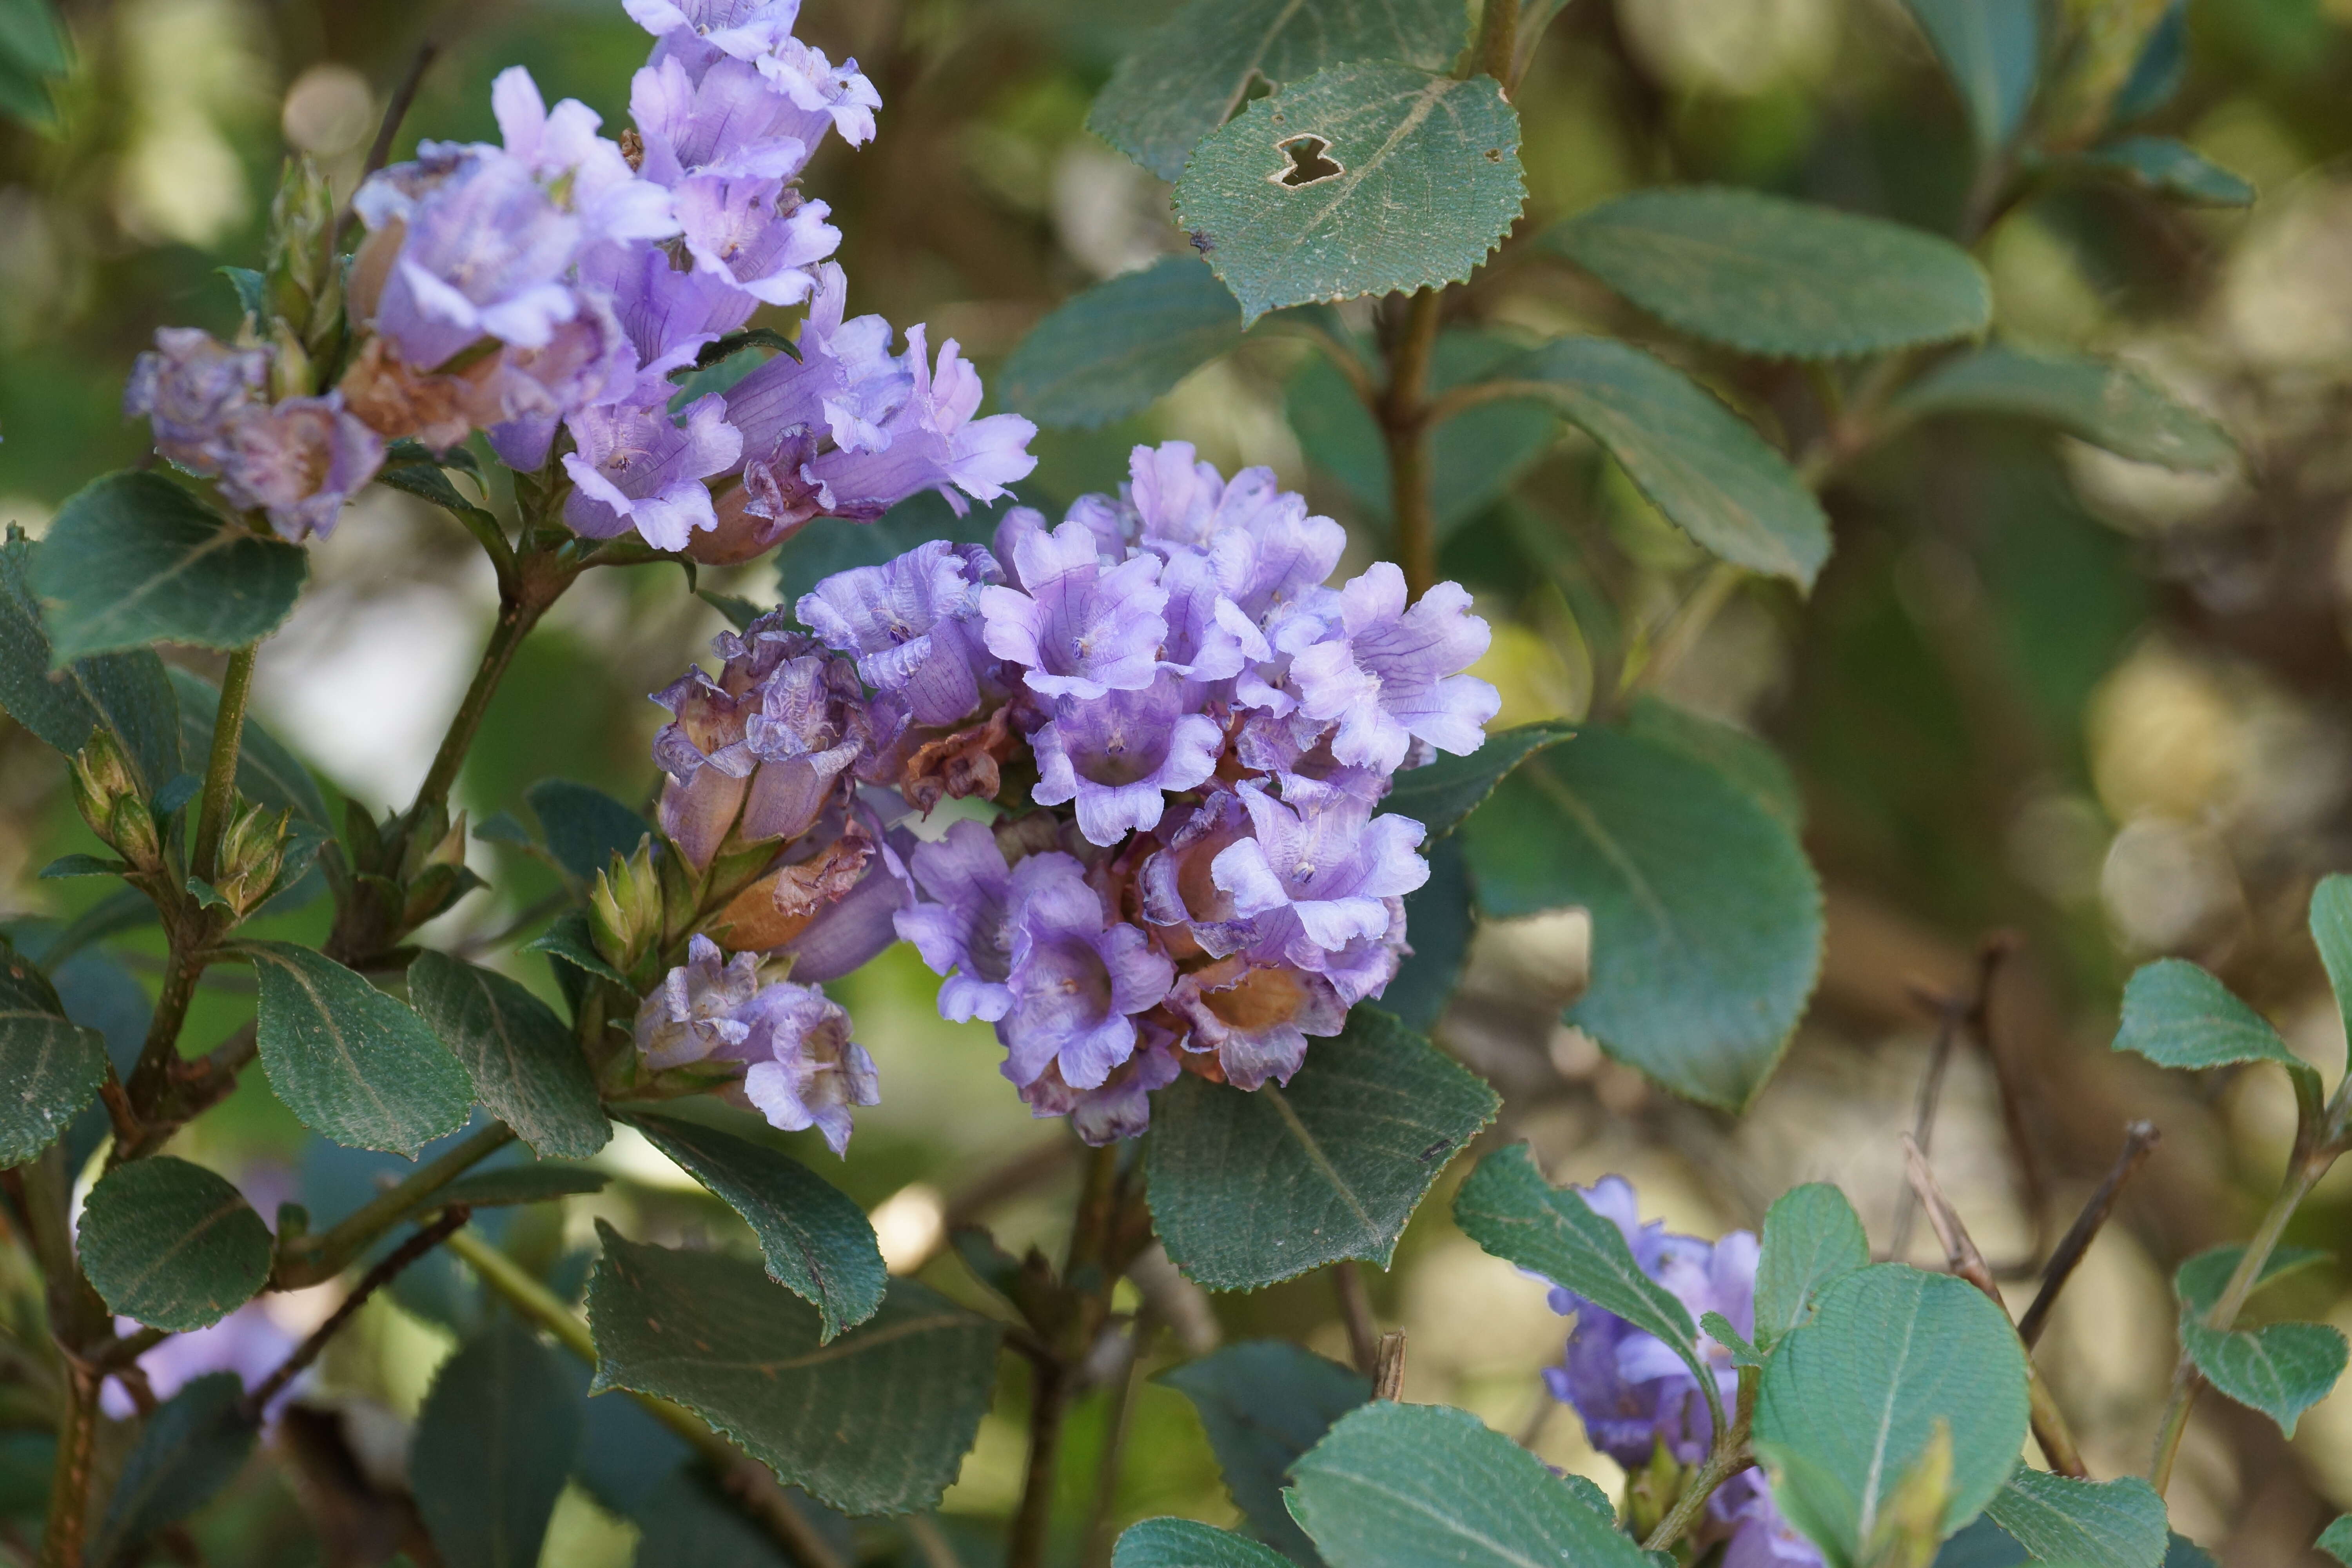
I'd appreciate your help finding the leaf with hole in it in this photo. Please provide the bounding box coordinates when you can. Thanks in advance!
[32,472,309,661]
[411,1321,583,1568]
[1981,1467,2168,1568]
[1115,1519,1297,1568]
[407,950,608,1160]
[77,1157,272,1331]
[1754,1182,1871,1350]
[585,1225,1000,1516]
[999,256,1243,429]
[1506,337,1830,587]
[524,778,650,884]
[1088,0,1468,181]
[2078,136,2254,206]
[0,941,108,1166]
[1903,0,2039,153]
[0,529,185,789]
[1379,721,1573,840]
[622,1110,886,1342]
[1145,1007,1497,1291]
[1889,345,2234,472]
[1550,188,1991,360]
[246,941,474,1156]
[1463,726,1823,1110]
[1285,1401,1654,1568]
[1161,1341,1368,1565]
[171,667,329,825]
[1176,64,1523,325]
[88,1374,258,1566]
[1753,1265,2030,1568]
[1380,833,1470,1034]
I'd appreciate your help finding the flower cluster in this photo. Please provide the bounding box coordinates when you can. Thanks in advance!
[1541,1178,1824,1568]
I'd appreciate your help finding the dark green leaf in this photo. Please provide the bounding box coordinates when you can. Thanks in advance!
[1176,65,1524,325]
[411,1321,583,1568]
[1981,1468,2168,1568]
[77,1157,272,1331]
[1754,1183,1871,1350]
[2079,136,2254,205]
[1146,1007,1498,1290]
[1114,1519,1296,1568]
[1088,0,1468,180]
[2172,1248,2347,1438]
[89,1374,258,1565]
[1551,188,1991,359]
[33,472,309,661]
[1889,345,2235,472]
[2174,1244,2329,1315]
[630,1467,837,1568]
[525,778,651,884]
[217,266,267,322]
[38,854,121,878]
[377,443,503,533]
[1285,1401,1654,1568]
[1000,256,1243,429]
[407,950,608,1160]
[771,487,1000,604]
[2112,2,2187,122]
[622,1110,887,1342]
[1624,695,1804,831]
[1904,0,2039,152]
[1702,1310,1764,1368]
[522,914,631,988]
[0,529,184,789]
[1507,337,1831,587]
[1380,720,1573,839]
[435,1163,609,1207]
[152,771,200,817]
[474,812,533,848]
[246,941,474,1156]
[2318,1516,2352,1568]
[170,666,330,824]
[1752,1265,2030,1566]
[1380,833,1470,1034]
[0,940,107,1167]
[585,1226,1000,1515]
[1934,1516,2026,1568]
[2111,960,2320,1105]
[1464,726,1823,1110]
[1160,1341,1367,1564]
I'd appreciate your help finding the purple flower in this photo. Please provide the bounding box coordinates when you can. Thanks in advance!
[1153,542,1267,684]
[737,644,871,844]
[562,390,743,550]
[1168,957,1345,1091]
[1031,675,1224,847]
[978,520,1168,700]
[475,292,640,470]
[770,814,914,982]
[491,67,675,246]
[633,934,765,1069]
[587,241,757,383]
[1138,789,1260,958]
[1210,777,1427,958]
[101,1300,300,1423]
[624,0,792,48]
[1018,1027,1182,1145]
[796,539,1002,728]
[723,263,905,460]
[895,818,1017,1023]
[632,53,815,185]
[123,328,267,472]
[727,979,878,1154]
[673,178,838,306]
[998,853,1172,1091]
[215,393,387,542]
[649,613,808,865]
[791,327,1037,521]
[1287,564,1501,772]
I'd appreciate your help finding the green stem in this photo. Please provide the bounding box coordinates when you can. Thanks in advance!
[411,594,549,828]
[1383,289,1444,602]
[192,644,258,883]
[1473,0,1517,86]
[37,1363,97,1568]
[276,1123,514,1288]
[118,947,209,1138]
[1081,1314,1155,1568]
[1643,1417,1751,1554]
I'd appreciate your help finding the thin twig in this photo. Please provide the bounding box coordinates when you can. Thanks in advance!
[1332,1262,1379,1376]
[1888,935,2016,1259]
[274,1122,513,1288]
[2018,1121,2161,1349]
[242,1208,471,1422]
[1372,1330,1407,1401]
[364,40,440,180]
[1081,1313,1155,1568]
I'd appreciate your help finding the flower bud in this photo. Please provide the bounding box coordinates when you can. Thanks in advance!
[107,794,163,873]
[265,155,343,351]
[68,731,137,835]
[589,837,662,973]
[216,799,290,915]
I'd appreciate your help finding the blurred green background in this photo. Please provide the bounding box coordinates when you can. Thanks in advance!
[8,0,2352,1562]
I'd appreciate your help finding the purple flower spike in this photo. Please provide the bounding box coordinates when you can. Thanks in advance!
[216,394,387,542]
[797,540,1002,728]
[1030,676,1224,847]
[1212,777,1427,957]
[123,328,267,472]
[894,818,1016,1022]
[562,390,743,549]
[800,327,1037,520]
[998,853,1172,1091]
[673,178,838,306]
[730,981,879,1155]
[978,521,1168,700]
[633,933,764,1069]
[1019,1030,1182,1145]
[1288,564,1502,771]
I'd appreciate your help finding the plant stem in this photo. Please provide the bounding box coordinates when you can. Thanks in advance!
[1642,1419,1750,1554]
[38,1363,98,1568]
[1474,0,1517,87]
[2019,1121,2161,1348]
[275,1123,514,1288]
[121,945,210,1122]
[1619,561,1740,711]
[412,595,548,828]
[1332,1261,1379,1376]
[1081,1314,1154,1568]
[1012,1143,1122,1568]
[1009,1357,1067,1568]
[245,1208,470,1421]
[1383,288,1445,601]
[192,644,258,883]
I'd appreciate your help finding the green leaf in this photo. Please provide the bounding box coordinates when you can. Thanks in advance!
[171,666,330,824]
[32,472,309,661]
[1624,695,1804,831]
[1550,188,1990,360]
[1088,0,1468,181]
[0,942,107,1165]
[1904,0,2039,153]
[1933,1516,2026,1568]
[77,1156,272,1331]
[217,265,267,322]
[1754,1182,1872,1350]
[1381,833,1470,1034]
[1889,345,2234,472]
[630,1468,842,1568]
[2308,875,2352,1077]
[434,1163,608,1207]
[999,257,1243,429]
[246,941,475,1156]
[39,854,121,878]
[2172,1249,2347,1438]
[1115,1519,1296,1568]
[2318,1515,2352,1568]
[1981,1468,2168,1568]
[1145,1007,1498,1290]
[585,1225,1000,1515]
[1463,726,1824,1109]
[622,1110,887,1342]
[0,529,184,789]
[1175,65,1523,325]
[1285,1401,1654,1568]
[1702,1310,1765,1368]
[523,914,631,989]
[2111,959,2321,1107]
[525,778,651,884]
[377,442,503,534]
[1452,1143,1719,1409]
[1160,1341,1367,1564]
[2079,136,2254,206]
[0,0,69,82]
[2174,1244,2329,1316]
[1506,337,1831,587]
[1752,1265,2030,1567]
[412,1321,582,1568]
[407,950,608,1160]
[1379,720,1573,839]
[89,1374,258,1566]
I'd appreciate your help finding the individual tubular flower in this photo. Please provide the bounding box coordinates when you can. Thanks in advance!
[728,979,878,1154]
[1018,1028,1182,1145]
[588,240,756,383]
[1031,675,1224,847]
[794,327,1037,520]
[1287,563,1503,771]
[795,539,1001,728]
[1210,777,1428,961]
[1137,789,1260,958]
[998,853,1172,1093]
[123,327,268,472]
[979,519,1168,699]
[1167,957,1346,1091]
[632,933,764,1069]
[894,818,1017,1024]
[214,393,386,541]
[490,67,676,247]
[738,644,871,842]
[472,294,639,470]
[673,179,838,306]
[563,390,743,550]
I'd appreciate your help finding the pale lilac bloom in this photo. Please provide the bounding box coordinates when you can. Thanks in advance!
[747,34,880,147]
[1211,777,1427,958]
[798,327,1037,520]
[979,521,1167,700]
[650,615,807,864]
[998,853,1172,1091]
[123,327,266,472]
[1031,676,1223,847]
[894,818,1016,1022]
[632,934,764,1069]
[476,292,639,469]
[490,67,676,245]
[358,146,583,369]
[673,178,837,305]
[795,539,1002,727]
[562,390,743,549]
[738,645,869,842]
[1167,961,1346,1091]
[633,53,815,184]
[1154,543,1267,683]
[1019,1030,1182,1145]
[724,980,878,1154]
[1288,564,1501,771]
[724,264,906,460]
[623,0,793,49]
[1138,790,1259,957]
[216,394,386,542]
[587,241,757,383]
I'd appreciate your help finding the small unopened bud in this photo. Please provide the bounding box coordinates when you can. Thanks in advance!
[266,155,343,350]
[427,811,470,870]
[107,795,162,872]
[268,317,314,401]
[216,799,290,915]
[589,836,662,971]
[69,731,138,835]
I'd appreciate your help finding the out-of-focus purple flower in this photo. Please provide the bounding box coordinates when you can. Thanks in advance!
[749,34,880,147]
[979,521,1167,700]
[563,390,742,550]
[1018,1027,1182,1145]
[1287,564,1501,772]
[998,852,1171,1091]
[1211,777,1427,958]
[1031,675,1223,847]
[633,933,764,1069]
[624,0,792,49]
[476,293,640,470]
[357,146,583,371]
[1168,957,1346,1091]
[1717,1473,1827,1568]
[633,53,812,184]
[123,328,267,472]
[726,979,878,1154]
[215,393,387,542]
[796,539,1001,727]
[101,1301,302,1423]
[588,241,757,383]
[674,178,837,306]
[790,327,1037,521]
[895,818,1016,1022]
